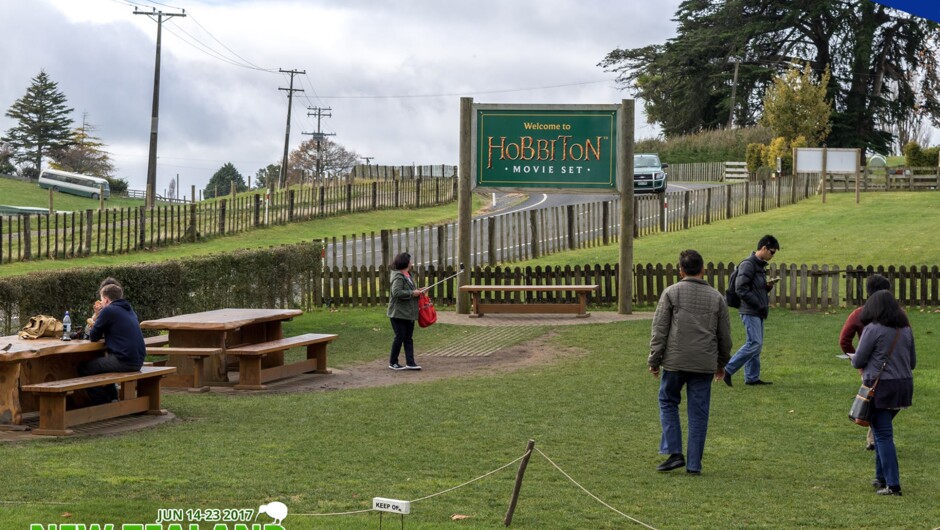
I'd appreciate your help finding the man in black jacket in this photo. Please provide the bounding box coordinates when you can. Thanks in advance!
[79,283,146,404]
[723,235,780,387]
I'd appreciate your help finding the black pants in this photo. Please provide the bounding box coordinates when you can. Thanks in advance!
[78,354,142,405]
[389,318,415,365]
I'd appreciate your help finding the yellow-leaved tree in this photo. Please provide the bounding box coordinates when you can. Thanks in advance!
[761,64,832,146]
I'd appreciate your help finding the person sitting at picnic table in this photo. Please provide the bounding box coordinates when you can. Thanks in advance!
[78,283,146,405]
[87,277,122,330]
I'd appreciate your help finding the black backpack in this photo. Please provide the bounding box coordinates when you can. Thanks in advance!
[725,265,741,308]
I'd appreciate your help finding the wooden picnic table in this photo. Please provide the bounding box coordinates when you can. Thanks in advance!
[138,308,306,388]
[0,335,108,427]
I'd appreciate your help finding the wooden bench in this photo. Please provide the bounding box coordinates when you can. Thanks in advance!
[226,333,338,390]
[145,346,223,392]
[459,285,599,318]
[21,366,177,436]
[143,335,170,347]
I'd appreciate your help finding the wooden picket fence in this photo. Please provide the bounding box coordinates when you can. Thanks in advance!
[0,177,456,264]
[323,174,818,270]
[319,262,940,310]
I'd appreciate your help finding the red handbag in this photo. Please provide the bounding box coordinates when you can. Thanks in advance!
[418,293,437,328]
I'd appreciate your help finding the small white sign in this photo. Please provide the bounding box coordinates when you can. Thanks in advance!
[373,497,411,515]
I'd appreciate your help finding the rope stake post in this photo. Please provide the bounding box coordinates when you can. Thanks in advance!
[504,439,535,527]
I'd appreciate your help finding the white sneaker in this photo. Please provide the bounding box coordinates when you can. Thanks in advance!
[389,363,406,371]
[405,364,422,371]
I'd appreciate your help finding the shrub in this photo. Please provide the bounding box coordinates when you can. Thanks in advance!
[746,143,766,172]
[0,242,322,334]
[902,141,940,167]
[638,126,774,164]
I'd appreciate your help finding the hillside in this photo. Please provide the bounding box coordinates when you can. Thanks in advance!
[0,176,146,210]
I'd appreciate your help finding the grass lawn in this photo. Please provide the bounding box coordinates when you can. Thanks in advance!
[516,192,940,267]
[1,307,937,529]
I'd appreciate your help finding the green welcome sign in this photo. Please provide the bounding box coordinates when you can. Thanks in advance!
[472,104,619,193]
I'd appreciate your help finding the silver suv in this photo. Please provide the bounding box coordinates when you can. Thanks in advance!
[634,153,668,194]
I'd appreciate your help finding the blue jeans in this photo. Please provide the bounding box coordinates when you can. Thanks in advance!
[871,408,901,489]
[725,314,764,383]
[659,370,713,472]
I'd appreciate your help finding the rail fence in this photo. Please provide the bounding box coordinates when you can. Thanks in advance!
[350,164,458,180]
[0,177,456,264]
[323,174,818,270]
[669,162,940,189]
[319,262,940,310]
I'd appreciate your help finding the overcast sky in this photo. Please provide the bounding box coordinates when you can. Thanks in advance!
[0,0,681,194]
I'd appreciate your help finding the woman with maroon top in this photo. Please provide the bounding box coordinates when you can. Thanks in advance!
[839,274,890,450]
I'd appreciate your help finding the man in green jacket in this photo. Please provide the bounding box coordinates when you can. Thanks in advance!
[648,250,732,474]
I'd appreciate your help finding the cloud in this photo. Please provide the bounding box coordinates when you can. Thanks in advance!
[0,0,679,192]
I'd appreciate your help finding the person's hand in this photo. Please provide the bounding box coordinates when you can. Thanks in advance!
[715,368,726,382]
[649,366,660,379]
[93,300,103,314]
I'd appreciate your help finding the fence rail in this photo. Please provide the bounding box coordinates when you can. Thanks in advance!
[320,262,940,310]
[349,164,458,180]
[825,167,940,191]
[0,177,456,264]
[323,174,817,271]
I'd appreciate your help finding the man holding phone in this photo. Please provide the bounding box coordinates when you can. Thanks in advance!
[722,235,780,387]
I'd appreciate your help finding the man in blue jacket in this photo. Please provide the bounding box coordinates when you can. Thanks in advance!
[79,283,147,404]
[723,235,780,387]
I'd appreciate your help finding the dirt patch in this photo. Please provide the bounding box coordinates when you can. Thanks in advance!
[259,329,585,394]
[179,312,653,396]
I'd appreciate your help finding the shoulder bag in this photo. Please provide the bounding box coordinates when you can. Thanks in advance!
[849,329,900,427]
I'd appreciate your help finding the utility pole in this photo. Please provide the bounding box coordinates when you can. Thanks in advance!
[361,156,374,165]
[134,7,186,209]
[727,59,740,129]
[305,107,334,181]
[277,69,305,192]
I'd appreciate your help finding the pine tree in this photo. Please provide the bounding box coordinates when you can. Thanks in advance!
[49,113,115,177]
[2,70,74,178]
[204,162,247,199]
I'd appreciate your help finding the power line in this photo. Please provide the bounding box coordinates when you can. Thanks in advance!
[277,69,305,190]
[303,107,335,181]
[134,5,187,209]
[316,79,614,100]
[187,13,278,73]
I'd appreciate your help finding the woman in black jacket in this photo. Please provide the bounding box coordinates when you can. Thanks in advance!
[851,290,916,496]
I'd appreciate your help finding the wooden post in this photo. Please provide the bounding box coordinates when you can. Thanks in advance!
[855,148,861,204]
[619,99,635,314]
[529,209,540,259]
[705,187,712,224]
[99,185,105,210]
[602,201,610,244]
[504,439,536,527]
[682,190,690,229]
[457,97,473,314]
[821,146,828,204]
[487,217,497,267]
[566,205,576,250]
[48,188,53,214]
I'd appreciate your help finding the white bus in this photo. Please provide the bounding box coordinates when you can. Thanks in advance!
[38,169,111,200]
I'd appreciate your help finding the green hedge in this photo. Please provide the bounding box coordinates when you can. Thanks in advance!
[0,241,322,335]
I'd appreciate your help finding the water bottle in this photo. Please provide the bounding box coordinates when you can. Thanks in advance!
[62,311,72,341]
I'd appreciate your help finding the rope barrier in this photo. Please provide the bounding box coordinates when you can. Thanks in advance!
[292,449,529,517]
[535,447,659,530]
